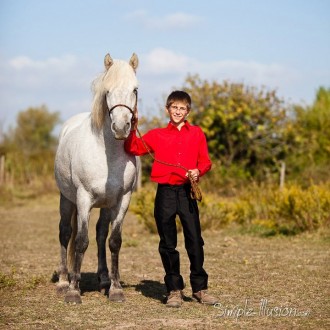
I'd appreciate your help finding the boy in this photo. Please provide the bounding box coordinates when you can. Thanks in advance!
[124,90,219,307]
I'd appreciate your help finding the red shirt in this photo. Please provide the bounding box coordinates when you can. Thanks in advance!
[124,121,212,185]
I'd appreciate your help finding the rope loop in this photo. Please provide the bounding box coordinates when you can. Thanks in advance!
[136,127,203,202]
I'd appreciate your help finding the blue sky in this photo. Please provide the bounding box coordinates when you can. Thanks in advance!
[0,0,329,131]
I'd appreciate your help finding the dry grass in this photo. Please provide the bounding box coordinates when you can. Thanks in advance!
[0,194,329,329]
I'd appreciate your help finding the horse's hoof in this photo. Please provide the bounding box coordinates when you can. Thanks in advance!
[99,280,110,295]
[64,290,82,304]
[100,285,110,296]
[56,281,69,294]
[109,289,125,302]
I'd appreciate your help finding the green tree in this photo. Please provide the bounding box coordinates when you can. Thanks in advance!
[0,105,60,184]
[183,75,288,180]
[285,87,330,183]
[15,105,60,155]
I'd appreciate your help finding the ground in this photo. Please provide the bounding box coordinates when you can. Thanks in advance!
[0,194,329,329]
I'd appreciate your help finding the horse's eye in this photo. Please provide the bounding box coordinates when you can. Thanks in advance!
[133,88,138,95]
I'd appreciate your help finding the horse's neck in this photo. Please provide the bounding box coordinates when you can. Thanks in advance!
[90,116,128,161]
[99,124,126,157]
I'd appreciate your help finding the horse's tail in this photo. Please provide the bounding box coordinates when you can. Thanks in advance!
[68,208,77,271]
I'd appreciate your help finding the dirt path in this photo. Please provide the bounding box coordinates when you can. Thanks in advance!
[0,195,329,329]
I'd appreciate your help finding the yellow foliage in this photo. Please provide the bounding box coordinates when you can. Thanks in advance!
[129,183,330,235]
[129,184,158,234]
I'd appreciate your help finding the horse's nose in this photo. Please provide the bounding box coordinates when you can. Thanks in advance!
[111,121,130,131]
[111,122,117,132]
[111,122,131,140]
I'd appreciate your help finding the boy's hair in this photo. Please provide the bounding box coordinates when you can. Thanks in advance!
[166,91,191,110]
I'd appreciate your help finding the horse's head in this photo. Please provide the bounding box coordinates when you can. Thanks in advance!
[91,53,139,140]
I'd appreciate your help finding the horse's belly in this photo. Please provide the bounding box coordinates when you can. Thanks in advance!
[89,177,134,208]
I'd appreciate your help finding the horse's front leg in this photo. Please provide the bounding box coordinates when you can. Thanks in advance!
[109,221,124,302]
[96,208,111,294]
[64,195,91,304]
[108,193,131,302]
[57,193,76,294]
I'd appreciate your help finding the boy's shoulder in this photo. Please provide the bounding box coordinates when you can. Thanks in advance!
[146,123,204,135]
[144,127,166,139]
[187,123,204,133]
[188,123,201,129]
[147,127,164,134]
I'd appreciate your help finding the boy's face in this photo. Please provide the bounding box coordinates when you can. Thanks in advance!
[166,101,190,127]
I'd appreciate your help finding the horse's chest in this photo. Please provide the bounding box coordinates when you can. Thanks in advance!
[84,157,136,196]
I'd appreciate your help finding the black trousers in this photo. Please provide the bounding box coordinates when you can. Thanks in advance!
[154,183,208,293]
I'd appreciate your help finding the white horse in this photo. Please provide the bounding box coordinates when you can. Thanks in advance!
[54,53,139,303]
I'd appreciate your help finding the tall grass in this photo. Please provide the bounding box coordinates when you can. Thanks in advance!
[0,175,58,206]
[130,182,330,236]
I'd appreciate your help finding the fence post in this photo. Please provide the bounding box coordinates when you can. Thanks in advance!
[0,155,5,185]
[280,161,285,190]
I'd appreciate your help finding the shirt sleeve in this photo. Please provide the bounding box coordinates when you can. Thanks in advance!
[197,129,212,176]
[124,130,153,156]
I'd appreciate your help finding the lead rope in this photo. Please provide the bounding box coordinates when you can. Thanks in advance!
[134,126,203,202]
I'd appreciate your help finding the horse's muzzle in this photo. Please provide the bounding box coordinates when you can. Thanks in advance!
[111,122,131,140]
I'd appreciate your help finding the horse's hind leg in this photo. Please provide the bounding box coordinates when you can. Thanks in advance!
[64,191,91,304]
[96,208,111,294]
[57,193,75,294]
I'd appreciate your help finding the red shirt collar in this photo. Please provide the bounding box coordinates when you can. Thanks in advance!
[166,120,191,131]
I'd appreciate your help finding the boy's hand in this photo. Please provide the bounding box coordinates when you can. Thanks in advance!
[186,169,200,182]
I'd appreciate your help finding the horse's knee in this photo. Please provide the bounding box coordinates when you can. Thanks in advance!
[96,226,109,245]
[76,235,89,254]
[59,223,72,246]
[96,212,111,245]
[109,235,122,253]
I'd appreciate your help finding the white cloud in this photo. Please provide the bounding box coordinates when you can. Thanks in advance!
[136,48,315,113]
[9,55,77,72]
[125,11,203,29]
[198,59,298,88]
[142,48,194,74]
[139,48,296,89]
[0,50,323,131]
[4,54,97,90]
[0,55,98,129]
[153,12,203,29]
[125,9,147,20]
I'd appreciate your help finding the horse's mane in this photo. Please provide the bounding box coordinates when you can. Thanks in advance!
[91,72,108,132]
[91,60,134,132]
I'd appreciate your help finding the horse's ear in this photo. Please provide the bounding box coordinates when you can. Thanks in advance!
[104,53,114,71]
[129,53,139,72]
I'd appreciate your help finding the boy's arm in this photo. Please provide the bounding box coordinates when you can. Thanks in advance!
[124,130,153,156]
[196,130,212,176]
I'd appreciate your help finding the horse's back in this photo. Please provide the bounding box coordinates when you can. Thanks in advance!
[59,112,91,141]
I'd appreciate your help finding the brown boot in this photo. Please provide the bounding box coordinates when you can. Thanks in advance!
[166,290,183,308]
[192,290,219,305]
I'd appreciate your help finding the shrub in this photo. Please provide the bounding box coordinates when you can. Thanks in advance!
[130,183,330,236]
[198,193,234,230]
[222,183,330,235]
[130,184,157,233]
[275,184,330,233]
[0,269,17,289]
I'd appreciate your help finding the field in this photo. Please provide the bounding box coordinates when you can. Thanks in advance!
[0,194,329,329]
